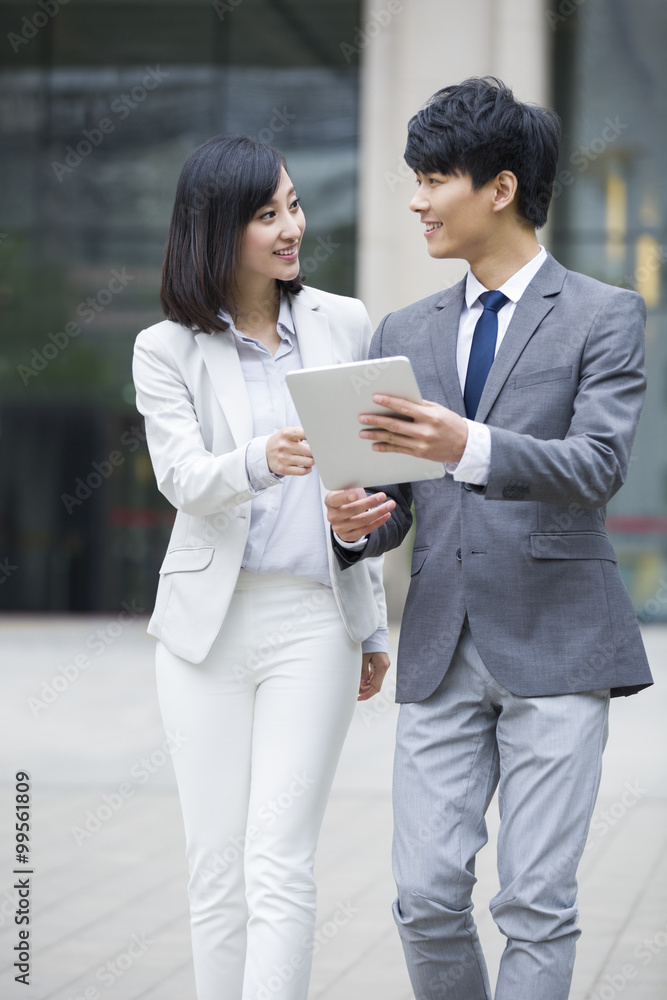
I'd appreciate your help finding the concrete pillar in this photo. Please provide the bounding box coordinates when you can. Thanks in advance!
[355,0,550,619]
[357,0,550,325]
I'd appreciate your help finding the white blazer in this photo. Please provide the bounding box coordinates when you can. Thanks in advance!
[132,285,387,664]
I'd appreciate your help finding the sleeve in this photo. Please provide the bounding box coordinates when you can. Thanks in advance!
[332,312,414,569]
[133,328,266,516]
[245,435,284,492]
[484,289,647,507]
[334,533,368,550]
[446,419,492,484]
[361,626,389,654]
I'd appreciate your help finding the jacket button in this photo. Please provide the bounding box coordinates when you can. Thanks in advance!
[456,548,462,562]
[463,482,472,491]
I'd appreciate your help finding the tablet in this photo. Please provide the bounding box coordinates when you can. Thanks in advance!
[286,356,446,490]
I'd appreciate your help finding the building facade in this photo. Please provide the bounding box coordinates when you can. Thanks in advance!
[0,0,664,619]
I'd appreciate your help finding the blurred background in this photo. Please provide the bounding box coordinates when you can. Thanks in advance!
[1,3,667,999]
[1,0,666,621]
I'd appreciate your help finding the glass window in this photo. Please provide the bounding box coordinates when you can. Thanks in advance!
[551,0,667,619]
[0,0,361,610]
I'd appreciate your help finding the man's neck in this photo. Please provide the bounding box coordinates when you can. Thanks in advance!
[468,231,541,290]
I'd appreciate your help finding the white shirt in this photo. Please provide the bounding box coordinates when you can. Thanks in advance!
[336,246,548,553]
[448,245,547,483]
[223,298,388,654]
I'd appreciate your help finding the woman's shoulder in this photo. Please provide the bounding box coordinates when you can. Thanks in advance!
[135,317,199,353]
[293,284,368,319]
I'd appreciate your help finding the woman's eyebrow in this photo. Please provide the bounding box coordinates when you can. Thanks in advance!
[262,186,296,207]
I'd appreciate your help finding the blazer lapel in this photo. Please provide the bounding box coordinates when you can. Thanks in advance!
[474,254,566,424]
[430,278,467,416]
[289,288,334,369]
[195,330,254,446]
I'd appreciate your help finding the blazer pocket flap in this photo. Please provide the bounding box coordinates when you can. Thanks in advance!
[530,532,617,561]
[159,546,215,574]
[410,546,429,575]
[514,365,573,389]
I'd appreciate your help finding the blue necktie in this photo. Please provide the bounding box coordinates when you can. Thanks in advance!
[463,289,509,419]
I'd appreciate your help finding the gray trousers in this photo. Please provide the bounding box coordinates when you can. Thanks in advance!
[392,626,610,1000]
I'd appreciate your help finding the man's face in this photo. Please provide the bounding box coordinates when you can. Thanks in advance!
[409,170,496,262]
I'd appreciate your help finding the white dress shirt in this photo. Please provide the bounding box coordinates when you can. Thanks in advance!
[336,246,547,552]
[448,245,547,483]
[223,297,388,654]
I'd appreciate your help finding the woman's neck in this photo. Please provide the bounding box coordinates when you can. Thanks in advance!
[232,278,282,351]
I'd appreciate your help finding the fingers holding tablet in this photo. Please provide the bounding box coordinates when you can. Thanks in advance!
[325,489,395,542]
[267,426,314,476]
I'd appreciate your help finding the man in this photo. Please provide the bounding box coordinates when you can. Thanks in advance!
[326,78,653,1000]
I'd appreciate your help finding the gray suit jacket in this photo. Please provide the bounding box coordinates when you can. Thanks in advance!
[336,254,653,701]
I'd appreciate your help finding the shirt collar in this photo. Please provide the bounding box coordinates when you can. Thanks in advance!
[276,295,295,339]
[465,245,547,309]
[218,295,295,342]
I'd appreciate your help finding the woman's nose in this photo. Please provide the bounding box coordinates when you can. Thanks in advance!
[281,217,303,240]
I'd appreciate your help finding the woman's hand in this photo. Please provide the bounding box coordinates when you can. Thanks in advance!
[358,651,391,701]
[266,427,314,476]
[326,488,395,542]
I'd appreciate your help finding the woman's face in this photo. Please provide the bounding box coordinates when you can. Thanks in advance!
[236,166,306,290]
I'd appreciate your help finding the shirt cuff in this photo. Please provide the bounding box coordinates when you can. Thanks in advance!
[362,626,389,654]
[334,533,369,551]
[445,419,492,486]
[245,436,284,493]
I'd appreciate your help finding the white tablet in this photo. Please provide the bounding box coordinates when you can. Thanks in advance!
[286,356,446,490]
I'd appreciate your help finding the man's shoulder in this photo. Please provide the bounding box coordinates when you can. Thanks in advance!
[379,281,465,329]
[541,255,645,313]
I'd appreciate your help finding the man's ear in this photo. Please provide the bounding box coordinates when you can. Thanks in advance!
[491,170,519,213]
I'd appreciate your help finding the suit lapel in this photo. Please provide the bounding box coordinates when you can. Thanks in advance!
[289,288,334,369]
[429,278,467,416]
[474,254,566,424]
[195,330,254,446]
[194,287,335,448]
[289,288,346,532]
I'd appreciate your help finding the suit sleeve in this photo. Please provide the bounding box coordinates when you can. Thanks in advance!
[332,313,414,569]
[346,298,391,633]
[485,289,647,508]
[133,328,260,516]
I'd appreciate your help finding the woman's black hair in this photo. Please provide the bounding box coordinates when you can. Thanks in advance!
[161,134,304,333]
[404,77,562,228]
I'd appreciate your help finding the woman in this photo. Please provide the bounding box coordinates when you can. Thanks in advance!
[132,134,390,1000]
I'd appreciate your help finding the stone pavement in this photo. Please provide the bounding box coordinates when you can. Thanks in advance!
[0,615,665,1000]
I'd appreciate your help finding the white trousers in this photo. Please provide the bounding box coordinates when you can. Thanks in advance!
[155,570,360,1000]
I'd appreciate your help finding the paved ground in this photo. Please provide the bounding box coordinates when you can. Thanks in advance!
[0,615,665,1000]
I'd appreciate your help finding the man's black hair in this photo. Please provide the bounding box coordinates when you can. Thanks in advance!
[404,77,562,228]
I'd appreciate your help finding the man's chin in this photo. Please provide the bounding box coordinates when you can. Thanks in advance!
[426,243,457,260]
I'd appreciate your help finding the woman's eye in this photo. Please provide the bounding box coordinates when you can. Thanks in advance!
[259,210,276,220]
[290,197,301,210]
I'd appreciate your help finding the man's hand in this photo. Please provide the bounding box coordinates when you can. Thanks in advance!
[266,427,314,476]
[325,487,395,543]
[358,651,391,701]
[359,394,468,464]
